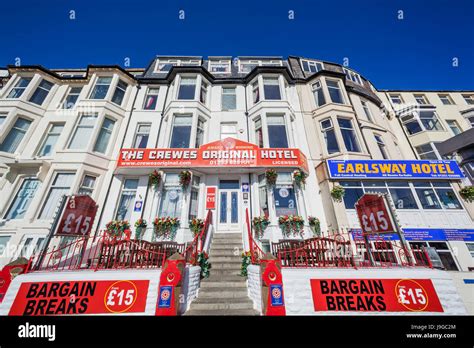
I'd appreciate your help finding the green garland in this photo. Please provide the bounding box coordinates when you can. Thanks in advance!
[331,185,345,202]
[240,251,252,277]
[198,252,211,278]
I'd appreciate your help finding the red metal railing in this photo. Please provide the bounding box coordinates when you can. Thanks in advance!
[271,230,432,269]
[27,231,184,273]
[246,208,265,264]
[183,210,213,264]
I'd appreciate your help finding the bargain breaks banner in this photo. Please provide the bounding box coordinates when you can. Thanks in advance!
[118,138,309,172]
[327,159,464,179]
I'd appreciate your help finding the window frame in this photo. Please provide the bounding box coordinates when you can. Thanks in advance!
[114,178,139,221]
[414,94,428,105]
[143,87,160,110]
[209,60,231,74]
[0,116,32,154]
[62,86,83,109]
[133,123,151,148]
[320,118,340,154]
[78,174,97,196]
[361,99,373,122]
[67,114,98,150]
[438,94,453,105]
[88,76,113,100]
[301,60,324,73]
[221,86,237,110]
[36,123,65,157]
[177,76,198,101]
[4,177,41,220]
[311,80,326,108]
[38,172,75,220]
[262,76,282,101]
[169,114,193,148]
[337,117,361,153]
[93,117,116,154]
[6,77,32,99]
[28,79,54,106]
[111,79,128,106]
[326,79,345,104]
[374,134,388,159]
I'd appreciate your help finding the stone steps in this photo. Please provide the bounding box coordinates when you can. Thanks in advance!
[185,309,259,316]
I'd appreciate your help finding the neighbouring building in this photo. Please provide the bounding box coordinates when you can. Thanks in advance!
[0,56,473,273]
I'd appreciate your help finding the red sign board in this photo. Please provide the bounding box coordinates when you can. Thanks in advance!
[9,280,149,315]
[56,195,98,237]
[206,187,217,210]
[117,137,309,172]
[355,194,395,234]
[310,279,443,312]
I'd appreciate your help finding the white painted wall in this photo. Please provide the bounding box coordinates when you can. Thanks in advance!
[179,265,201,315]
[247,264,262,314]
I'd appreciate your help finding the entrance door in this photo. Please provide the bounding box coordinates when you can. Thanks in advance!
[217,180,240,232]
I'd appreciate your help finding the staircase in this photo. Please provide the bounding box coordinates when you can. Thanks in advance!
[185,233,259,316]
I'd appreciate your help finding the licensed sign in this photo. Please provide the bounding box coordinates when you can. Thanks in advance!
[351,228,474,242]
[327,159,464,180]
[9,280,149,315]
[206,187,217,210]
[56,196,98,237]
[310,279,443,312]
[118,138,309,172]
[355,194,396,234]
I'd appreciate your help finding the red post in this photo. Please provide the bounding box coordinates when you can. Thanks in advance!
[260,254,286,316]
[155,253,185,316]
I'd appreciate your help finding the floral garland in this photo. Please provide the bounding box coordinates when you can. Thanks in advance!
[240,251,252,277]
[197,251,211,278]
[148,170,162,190]
[153,217,180,240]
[278,215,305,238]
[265,169,278,187]
[331,185,346,202]
[189,218,205,237]
[179,170,192,189]
[134,218,147,240]
[105,220,130,238]
[293,170,308,188]
[252,216,270,239]
[308,216,321,237]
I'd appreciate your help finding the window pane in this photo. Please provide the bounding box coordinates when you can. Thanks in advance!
[178,78,196,100]
[263,78,281,100]
[38,124,64,157]
[159,188,183,218]
[405,120,423,135]
[68,115,97,149]
[343,188,364,209]
[0,118,32,153]
[29,80,54,105]
[273,187,297,216]
[267,116,288,148]
[115,179,138,221]
[338,118,360,152]
[90,77,112,99]
[435,189,462,209]
[222,87,236,110]
[111,80,127,105]
[323,128,339,154]
[170,116,192,148]
[327,80,344,104]
[5,179,40,219]
[389,188,418,209]
[94,118,115,153]
[419,111,443,131]
[39,173,74,219]
[133,124,151,148]
[415,188,442,209]
[7,78,32,98]
[143,88,159,110]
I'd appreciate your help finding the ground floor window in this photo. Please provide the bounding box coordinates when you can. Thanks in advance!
[273,172,298,216]
[409,241,459,271]
[115,178,139,221]
[188,175,200,220]
[258,174,268,217]
[159,173,183,218]
[466,243,474,258]
[340,180,462,211]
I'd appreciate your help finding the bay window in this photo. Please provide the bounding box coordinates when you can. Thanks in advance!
[252,81,260,104]
[68,115,97,150]
[93,117,115,154]
[273,172,298,216]
[5,178,40,219]
[255,117,263,148]
[374,134,388,159]
[361,99,373,122]
[133,123,151,148]
[200,81,208,104]
[419,111,443,131]
[326,79,344,104]
[312,81,326,107]
[158,174,183,218]
[78,175,96,196]
[320,118,340,154]
[338,117,361,152]
[143,87,159,110]
[29,79,54,105]
[263,77,281,100]
[39,173,75,219]
[7,77,32,99]
[37,123,64,157]
[267,115,288,148]
[178,77,196,100]
[111,80,128,105]
[115,179,138,221]
[0,117,32,153]
[89,77,112,99]
[169,115,192,148]
[195,117,205,147]
[62,87,82,109]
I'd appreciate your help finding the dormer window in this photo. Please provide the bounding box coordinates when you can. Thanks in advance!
[240,61,259,73]
[157,60,178,72]
[301,60,323,73]
[343,68,362,85]
[155,59,201,72]
[209,60,231,73]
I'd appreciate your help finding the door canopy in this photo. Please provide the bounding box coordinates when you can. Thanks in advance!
[118,137,309,172]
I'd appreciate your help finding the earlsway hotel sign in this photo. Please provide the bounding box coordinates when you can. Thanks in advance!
[327,159,464,180]
[118,138,309,172]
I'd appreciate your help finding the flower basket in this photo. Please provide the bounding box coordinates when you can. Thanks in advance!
[240,251,252,277]
[105,220,130,238]
[293,170,308,188]
[331,185,345,202]
[134,218,147,240]
[459,186,474,203]
[189,218,205,237]
[252,216,270,239]
[153,217,180,240]
[265,169,278,187]
[308,216,321,237]
[179,170,192,189]
[148,170,162,190]
[278,215,305,238]
[197,252,211,278]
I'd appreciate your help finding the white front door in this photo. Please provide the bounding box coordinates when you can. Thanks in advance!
[217,180,240,232]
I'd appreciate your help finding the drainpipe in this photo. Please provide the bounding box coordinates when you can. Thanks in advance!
[94,83,141,236]
[244,82,254,251]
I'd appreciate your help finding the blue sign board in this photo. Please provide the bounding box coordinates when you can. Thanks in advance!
[270,284,284,307]
[158,286,172,308]
[327,160,464,180]
[242,182,250,192]
[351,228,474,242]
[134,200,143,212]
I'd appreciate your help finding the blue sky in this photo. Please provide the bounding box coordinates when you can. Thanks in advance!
[1,0,473,90]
